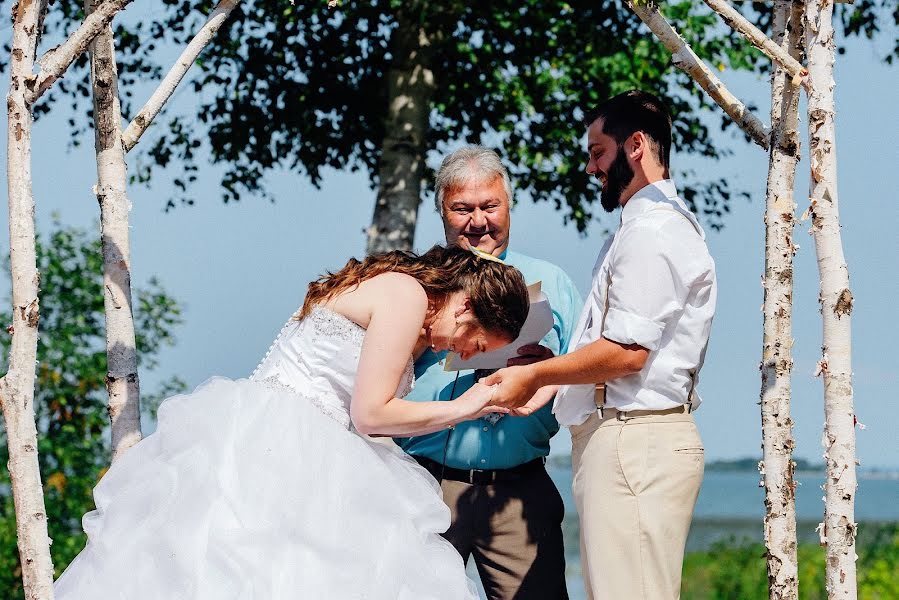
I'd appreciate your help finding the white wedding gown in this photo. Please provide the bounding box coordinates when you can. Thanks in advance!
[55,306,478,599]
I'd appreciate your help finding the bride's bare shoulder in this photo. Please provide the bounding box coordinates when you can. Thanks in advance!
[331,272,427,317]
[363,272,427,305]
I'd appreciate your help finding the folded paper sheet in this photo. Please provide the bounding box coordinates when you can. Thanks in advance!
[444,282,553,371]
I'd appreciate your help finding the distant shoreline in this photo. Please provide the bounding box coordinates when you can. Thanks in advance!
[547,454,899,479]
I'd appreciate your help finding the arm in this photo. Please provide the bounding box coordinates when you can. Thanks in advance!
[487,222,684,408]
[348,274,502,436]
[498,266,583,406]
[485,338,648,409]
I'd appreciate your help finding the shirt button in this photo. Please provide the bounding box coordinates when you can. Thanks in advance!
[480,459,486,464]
[483,426,489,432]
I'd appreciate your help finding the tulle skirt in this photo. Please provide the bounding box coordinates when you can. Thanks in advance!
[54,377,477,599]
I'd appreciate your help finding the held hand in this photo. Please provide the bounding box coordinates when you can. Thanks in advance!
[475,403,510,420]
[509,385,558,417]
[460,382,509,420]
[506,343,554,367]
[509,400,542,417]
[482,366,540,410]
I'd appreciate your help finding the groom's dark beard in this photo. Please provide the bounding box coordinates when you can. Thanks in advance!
[600,145,635,212]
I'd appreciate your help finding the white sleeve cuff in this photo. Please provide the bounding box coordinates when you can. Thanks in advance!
[603,307,664,351]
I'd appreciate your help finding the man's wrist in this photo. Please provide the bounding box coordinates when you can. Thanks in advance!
[530,361,553,389]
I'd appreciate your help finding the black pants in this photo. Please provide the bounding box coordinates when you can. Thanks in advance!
[438,466,569,600]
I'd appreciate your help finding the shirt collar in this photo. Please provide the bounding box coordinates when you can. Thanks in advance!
[619,179,704,239]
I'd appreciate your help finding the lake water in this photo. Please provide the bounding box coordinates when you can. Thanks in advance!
[467,463,899,599]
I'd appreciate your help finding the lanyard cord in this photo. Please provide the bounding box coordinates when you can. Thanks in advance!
[438,371,461,484]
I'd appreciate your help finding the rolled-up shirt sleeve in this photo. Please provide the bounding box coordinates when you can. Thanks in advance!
[602,222,688,352]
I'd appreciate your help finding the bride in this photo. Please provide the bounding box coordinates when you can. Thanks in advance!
[54,245,529,599]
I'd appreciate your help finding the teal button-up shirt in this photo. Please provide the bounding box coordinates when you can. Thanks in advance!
[395,250,583,470]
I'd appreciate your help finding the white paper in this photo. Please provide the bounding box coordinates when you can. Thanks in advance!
[444,282,554,371]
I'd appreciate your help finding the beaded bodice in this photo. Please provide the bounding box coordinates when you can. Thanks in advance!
[250,305,414,429]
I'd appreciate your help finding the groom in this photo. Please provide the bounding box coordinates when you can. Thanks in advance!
[395,146,582,600]
[486,91,717,599]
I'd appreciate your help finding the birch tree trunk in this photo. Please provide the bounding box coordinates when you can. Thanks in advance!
[3,1,56,596]
[804,0,858,596]
[85,0,142,462]
[759,2,804,598]
[366,3,436,254]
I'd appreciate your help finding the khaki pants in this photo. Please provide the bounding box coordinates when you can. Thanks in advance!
[570,410,704,600]
[439,467,569,600]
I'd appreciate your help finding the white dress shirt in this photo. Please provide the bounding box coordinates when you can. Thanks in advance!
[553,179,717,426]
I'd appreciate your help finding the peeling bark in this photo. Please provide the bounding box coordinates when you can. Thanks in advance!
[26,0,133,103]
[4,0,56,596]
[804,0,858,595]
[366,2,436,254]
[86,0,142,461]
[4,0,129,592]
[703,0,807,85]
[759,2,804,598]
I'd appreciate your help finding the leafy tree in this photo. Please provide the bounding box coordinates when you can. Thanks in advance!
[0,223,184,598]
[6,1,897,246]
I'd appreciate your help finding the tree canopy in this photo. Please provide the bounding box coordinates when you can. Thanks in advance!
[8,0,897,231]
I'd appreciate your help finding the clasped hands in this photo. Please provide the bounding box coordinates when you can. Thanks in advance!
[475,343,557,418]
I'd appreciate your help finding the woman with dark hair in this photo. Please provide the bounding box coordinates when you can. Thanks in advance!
[55,245,529,600]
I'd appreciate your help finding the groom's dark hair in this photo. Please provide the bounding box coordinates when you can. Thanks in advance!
[582,90,672,168]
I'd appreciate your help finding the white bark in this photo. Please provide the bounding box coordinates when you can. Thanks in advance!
[760,2,803,597]
[85,0,142,461]
[804,0,858,596]
[5,2,54,598]
[27,0,134,103]
[626,0,770,150]
[366,2,436,253]
[703,0,808,85]
[122,0,241,153]
[4,0,129,592]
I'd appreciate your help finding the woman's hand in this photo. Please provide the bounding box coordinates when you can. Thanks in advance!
[458,382,509,421]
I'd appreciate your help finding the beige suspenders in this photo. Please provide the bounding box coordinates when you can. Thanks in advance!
[594,208,708,416]
[594,266,611,413]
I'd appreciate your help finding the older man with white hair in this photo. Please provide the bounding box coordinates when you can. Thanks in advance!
[395,146,582,600]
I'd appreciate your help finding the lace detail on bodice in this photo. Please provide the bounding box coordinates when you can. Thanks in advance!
[256,376,354,429]
[250,305,415,429]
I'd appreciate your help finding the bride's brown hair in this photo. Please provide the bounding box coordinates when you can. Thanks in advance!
[298,245,529,340]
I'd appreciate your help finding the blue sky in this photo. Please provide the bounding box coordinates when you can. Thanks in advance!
[1,9,897,468]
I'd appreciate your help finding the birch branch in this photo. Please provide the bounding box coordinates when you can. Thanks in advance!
[26,0,134,103]
[122,0,241,152]
[703,0,808,86]
[626,0,770,150]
